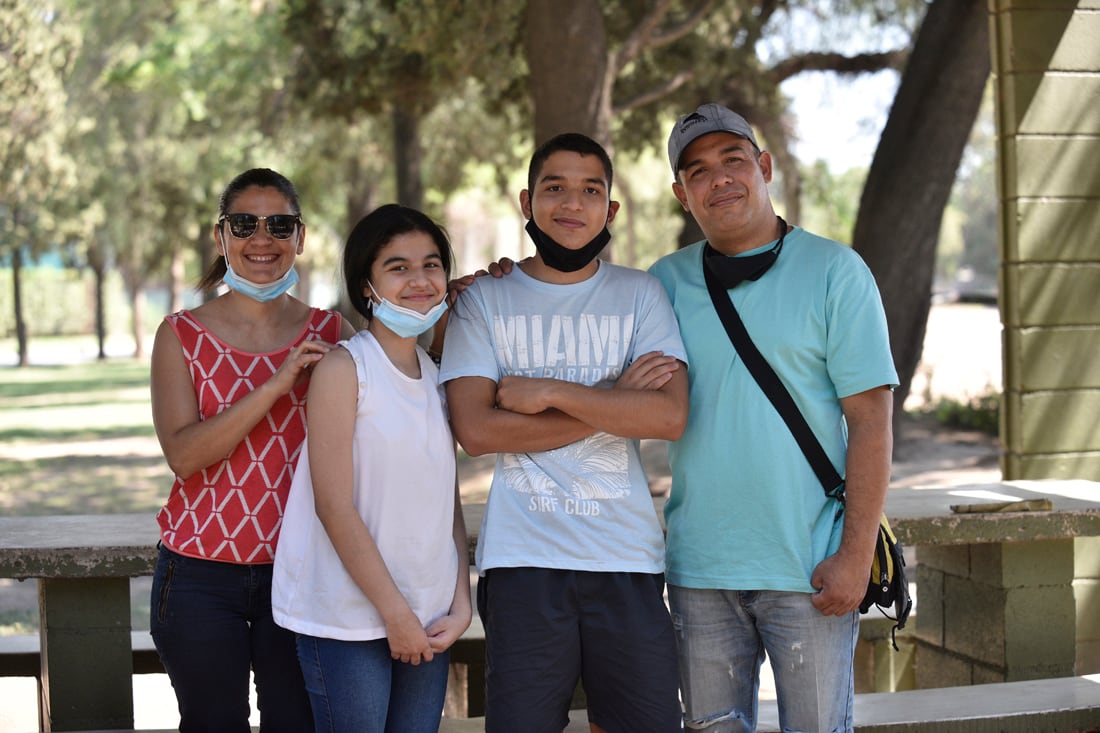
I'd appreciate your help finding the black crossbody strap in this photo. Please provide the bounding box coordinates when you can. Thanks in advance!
[702,249,846,500]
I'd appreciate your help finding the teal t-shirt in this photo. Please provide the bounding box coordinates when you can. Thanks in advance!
[648,227,898,592]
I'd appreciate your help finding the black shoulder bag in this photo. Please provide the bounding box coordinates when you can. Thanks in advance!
[701,225,912,648]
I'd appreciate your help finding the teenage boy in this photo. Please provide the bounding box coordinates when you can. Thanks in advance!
[441,133,687,733]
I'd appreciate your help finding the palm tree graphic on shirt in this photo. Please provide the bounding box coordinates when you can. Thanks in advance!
[502,432,631,500]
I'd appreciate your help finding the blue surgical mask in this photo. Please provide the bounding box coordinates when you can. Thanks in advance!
[223,262,299,303]
[368,283,448,338]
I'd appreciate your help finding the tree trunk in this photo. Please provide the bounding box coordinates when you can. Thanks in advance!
[525,0,610,145]
[755,114,802,227]
[616,176,639,268]
[131,283,146,360]
[169,246,184,315]
[852,0,990,420]
[198,218,216,304]
[94,262,107,360]
[12,247,28,367]
[86,239,108,360]
[677,210,704,249]
[393,107,424,210]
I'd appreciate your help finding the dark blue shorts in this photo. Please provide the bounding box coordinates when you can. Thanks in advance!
[477,567,682,733]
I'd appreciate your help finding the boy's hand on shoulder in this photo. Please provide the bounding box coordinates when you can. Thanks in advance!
[615,351,680,391]
[485,257,516,278]
[447,257,518,303]
[496,375,557,414]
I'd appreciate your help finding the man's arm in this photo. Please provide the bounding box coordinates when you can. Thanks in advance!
[495,360,689,441]
[810,385,894,616]
[446,376,597,456]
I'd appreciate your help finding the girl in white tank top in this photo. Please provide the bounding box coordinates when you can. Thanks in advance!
[272,205,471,733]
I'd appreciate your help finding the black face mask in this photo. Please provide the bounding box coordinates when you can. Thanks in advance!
[525,219,611,273]
[703,216,788,288]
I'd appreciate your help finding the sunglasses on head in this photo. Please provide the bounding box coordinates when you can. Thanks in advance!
[218,213,302,240]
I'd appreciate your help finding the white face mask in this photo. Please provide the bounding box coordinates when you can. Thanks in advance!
[368,283,448,338]
[223,262,299,302]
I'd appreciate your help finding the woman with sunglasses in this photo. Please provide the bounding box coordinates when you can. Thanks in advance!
[271,204,471,733]
[149,167,355,731]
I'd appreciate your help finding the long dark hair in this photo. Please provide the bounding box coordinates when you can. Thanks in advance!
[197,168,302,292]
[343,204,453,321]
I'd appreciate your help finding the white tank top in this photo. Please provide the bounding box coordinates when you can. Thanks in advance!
[272,330,458,640]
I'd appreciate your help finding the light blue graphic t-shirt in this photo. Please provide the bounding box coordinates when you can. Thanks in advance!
[440,262,687,575]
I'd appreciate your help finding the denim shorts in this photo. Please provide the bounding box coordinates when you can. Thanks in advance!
[477,567,682,733]
[669,586,858,733]
[149,544,312,732]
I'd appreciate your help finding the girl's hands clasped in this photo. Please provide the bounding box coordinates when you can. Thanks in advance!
[385,609,435,666]
[426,607,472,655]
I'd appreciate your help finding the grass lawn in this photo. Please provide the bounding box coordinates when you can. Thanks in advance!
[0,359,170,518]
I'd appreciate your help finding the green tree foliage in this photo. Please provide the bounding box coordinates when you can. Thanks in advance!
[282,0,526,210]
[59,0,321,354]
[798,160,864,243]
[0,0,80,364]
[520,0,915,244]
[1,0,993,406]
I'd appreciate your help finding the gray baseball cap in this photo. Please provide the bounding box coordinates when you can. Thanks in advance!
[668,103,760,173]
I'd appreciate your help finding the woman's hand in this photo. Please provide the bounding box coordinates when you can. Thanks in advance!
[267,339,335,394]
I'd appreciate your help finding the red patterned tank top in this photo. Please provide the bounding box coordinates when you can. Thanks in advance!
[156,307,344,563]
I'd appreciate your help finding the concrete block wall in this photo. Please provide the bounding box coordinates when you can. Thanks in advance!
[1076,536,1100,673]
[992,0,1100,481]
[913,540,1077,688]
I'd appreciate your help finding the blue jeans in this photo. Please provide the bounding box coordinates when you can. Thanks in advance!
[668,586,857,733]
[149,544,312,733]
[295,634,450,733]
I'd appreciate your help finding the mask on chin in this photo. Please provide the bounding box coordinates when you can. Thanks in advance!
[222,261,299,302]
[368,283,448,339]
[525,219,611,273]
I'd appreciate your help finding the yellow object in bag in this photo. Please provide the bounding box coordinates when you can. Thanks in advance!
[859,515,912,649]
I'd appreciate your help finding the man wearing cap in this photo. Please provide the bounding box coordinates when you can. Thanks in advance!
[648,103,898,732]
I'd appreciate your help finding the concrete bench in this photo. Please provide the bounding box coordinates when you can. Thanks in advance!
[756,673,1100,732]
[441,675,1100,731]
